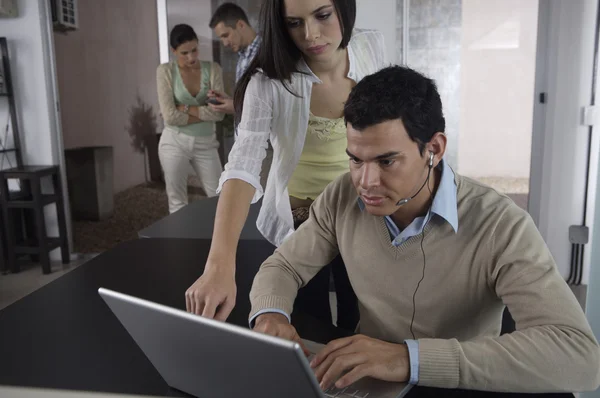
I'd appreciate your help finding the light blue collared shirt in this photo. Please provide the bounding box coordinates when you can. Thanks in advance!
[250,160,459,385]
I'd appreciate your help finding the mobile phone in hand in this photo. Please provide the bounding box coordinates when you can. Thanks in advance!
[206,97,223,106]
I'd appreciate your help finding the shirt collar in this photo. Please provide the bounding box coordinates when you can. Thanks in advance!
[238,35,261,57]
[431,160,458,232]
[357,159,458,233]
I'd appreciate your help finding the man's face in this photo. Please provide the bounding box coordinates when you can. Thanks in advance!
[347,119,431,217]
[213,21,243,52]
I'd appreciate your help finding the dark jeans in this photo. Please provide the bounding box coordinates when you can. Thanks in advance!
[293,255,359,332]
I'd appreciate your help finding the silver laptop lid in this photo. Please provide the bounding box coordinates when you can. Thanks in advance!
[0,386,157,398]
[98,288,322,398]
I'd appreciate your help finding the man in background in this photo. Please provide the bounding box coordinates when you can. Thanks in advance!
[208,2,261,115]
[208,3,269,180]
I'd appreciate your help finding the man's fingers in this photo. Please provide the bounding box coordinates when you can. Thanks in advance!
[313,351,338,382]
[313,341,363,382]
[335,364,371,389]
[252,317,266,332]
[319,353,367,391]
[311,336,355,368]
[291,330,310,357]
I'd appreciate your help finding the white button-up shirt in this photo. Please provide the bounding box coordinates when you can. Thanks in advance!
[217,29,388,247]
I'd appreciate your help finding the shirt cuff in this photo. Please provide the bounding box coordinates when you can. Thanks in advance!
[248,308,291,328]
[404,339,420,385]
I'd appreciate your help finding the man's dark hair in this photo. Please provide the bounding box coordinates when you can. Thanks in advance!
[169,24,198,50]
[209,3,250,29]
[234,0,356,121]
[344,66,445,154]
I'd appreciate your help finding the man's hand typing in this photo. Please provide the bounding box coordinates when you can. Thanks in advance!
[310,335,410,390]
[253,313,310,356]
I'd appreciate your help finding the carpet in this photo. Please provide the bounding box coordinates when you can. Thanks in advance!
[73,182,204,253]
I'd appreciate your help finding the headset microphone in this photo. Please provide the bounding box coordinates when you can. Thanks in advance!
[396,152,434,206]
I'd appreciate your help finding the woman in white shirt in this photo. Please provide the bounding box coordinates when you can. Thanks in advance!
[185,0,387,328]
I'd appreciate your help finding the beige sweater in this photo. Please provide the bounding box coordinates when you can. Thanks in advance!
[250,172,600,393]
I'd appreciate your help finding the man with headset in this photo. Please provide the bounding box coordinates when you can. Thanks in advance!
[248,65,600,393]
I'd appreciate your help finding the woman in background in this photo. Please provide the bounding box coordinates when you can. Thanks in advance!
[157,24,225,213]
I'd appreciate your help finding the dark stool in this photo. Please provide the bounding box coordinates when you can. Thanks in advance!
[0,166,70,274]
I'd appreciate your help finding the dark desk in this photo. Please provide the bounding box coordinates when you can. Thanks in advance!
[0,239,573,398]
[138,197,264,240]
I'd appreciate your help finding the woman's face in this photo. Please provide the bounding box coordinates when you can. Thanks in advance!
[283,0,343,62]
[172,40,199,67]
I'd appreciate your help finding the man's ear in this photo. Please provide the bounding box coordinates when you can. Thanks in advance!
[428,132,447,168]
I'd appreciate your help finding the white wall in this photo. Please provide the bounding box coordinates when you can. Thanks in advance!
[356,0,396,64]
[457,0,538,179]
[165,0,214,62]
[531,0,598,282]
[0,1,60,167]
[0,0,68,255]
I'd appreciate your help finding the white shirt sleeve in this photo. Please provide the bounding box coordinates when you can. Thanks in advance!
[362,30,388,69]
[217,73,273,203]
[374,30,388,68]
[348,29,389,77]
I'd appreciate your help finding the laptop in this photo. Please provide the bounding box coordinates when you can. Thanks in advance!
[98,288,413,398]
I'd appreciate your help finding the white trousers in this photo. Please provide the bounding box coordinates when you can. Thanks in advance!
[159,127,223,213]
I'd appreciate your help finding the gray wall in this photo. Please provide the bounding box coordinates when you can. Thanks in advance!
[396,0,462,168]
[54,0,160,193]
[167,0,214,62]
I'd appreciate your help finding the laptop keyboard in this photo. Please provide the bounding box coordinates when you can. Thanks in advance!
[323,386,369,397]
